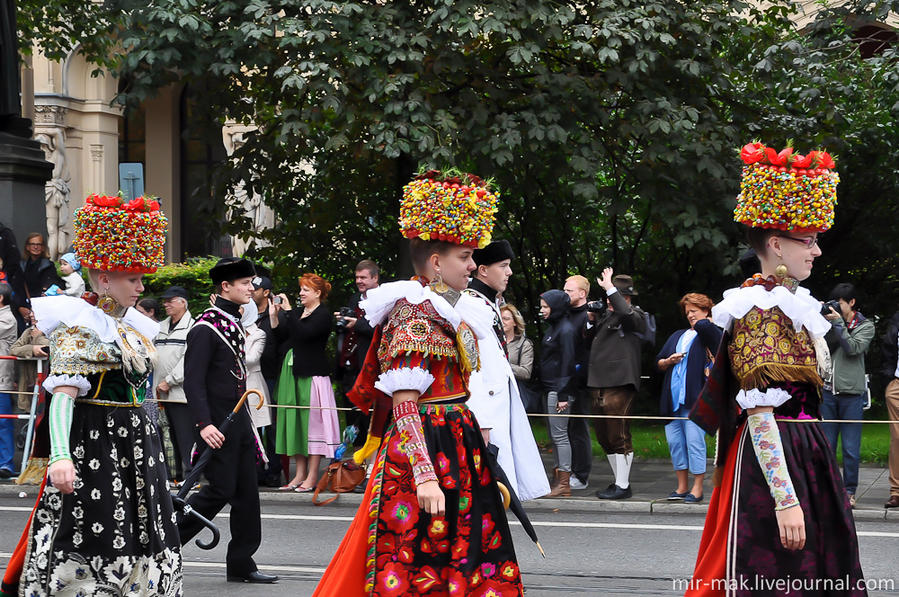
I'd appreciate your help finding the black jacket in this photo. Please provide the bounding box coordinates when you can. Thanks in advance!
[183,297,249,429]
[345,292,376,371]
[567,302,590,390]
[539,290,577,395]
[256,309,288,381]
[585,290,647,390]
[655,319,723,417]
[0,224,27,310]
[276,304,333,378]
[21,256,62,297]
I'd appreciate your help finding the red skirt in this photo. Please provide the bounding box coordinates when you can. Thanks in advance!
[314,403,523,596]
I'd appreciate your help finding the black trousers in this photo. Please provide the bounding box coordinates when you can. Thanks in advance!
[165,402,196,479]
[569,389,593,483]
[177,421,262,576]
[339,367,370,447]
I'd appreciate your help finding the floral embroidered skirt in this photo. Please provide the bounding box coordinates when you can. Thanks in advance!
[313,402,523,597]
[17,403,182,596]
[689,416,866,596]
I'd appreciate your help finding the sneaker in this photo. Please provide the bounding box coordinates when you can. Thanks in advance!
[683,493,704,504]
[569,476,589,490]
[667,490,689,501]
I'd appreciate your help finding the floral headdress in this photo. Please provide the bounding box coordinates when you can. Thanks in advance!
[734,142,839,233]
[73,194,168,273]
[399,169,499,249]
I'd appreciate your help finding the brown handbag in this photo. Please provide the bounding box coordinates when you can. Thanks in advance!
[312,460,366,506]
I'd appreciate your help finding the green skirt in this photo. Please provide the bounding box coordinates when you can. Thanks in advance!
[275,350,311,456]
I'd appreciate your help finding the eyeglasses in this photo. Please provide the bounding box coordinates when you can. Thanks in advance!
[780,235,819,249]
[26,242,44,247]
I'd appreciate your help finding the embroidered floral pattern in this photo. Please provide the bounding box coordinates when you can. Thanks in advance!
[379,299,458,364]
[20,401,182,595]
[365,403,522,596]
[747,411,799,510]
[48,325,122,377]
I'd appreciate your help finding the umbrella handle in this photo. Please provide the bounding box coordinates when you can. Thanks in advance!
[172,496,220,550]
[497,482,511,510]
[234,389,264,414]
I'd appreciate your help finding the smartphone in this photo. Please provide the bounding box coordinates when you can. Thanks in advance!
[273,296,283,305]
[40,346,50,355]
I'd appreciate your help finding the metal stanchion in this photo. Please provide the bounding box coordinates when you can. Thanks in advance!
[20,359,43,475]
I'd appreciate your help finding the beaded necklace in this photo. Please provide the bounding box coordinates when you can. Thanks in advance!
[740,273,799,294]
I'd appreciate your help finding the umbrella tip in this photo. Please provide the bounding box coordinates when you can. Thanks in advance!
[536,541,546,558]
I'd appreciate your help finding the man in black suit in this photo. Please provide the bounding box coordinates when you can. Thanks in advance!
[177,257,278,584]
[335,259,379,446]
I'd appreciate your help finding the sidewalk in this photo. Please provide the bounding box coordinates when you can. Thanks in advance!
[5,456,895,522]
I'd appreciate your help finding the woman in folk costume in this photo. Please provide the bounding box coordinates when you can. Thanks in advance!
[314,171,524,597]
[687,144,865,596]
[1,194,182,596]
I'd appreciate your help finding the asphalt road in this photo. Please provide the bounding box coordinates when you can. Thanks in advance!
[1,495,897,596]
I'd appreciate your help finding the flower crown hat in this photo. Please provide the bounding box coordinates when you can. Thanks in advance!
[735,142,839,233]
[73,194,168,273]
[399,169,499,249]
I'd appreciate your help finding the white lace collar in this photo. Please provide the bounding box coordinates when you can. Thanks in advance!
[360,280,494,341]
[712,284,831,338]
[32,295,161,342]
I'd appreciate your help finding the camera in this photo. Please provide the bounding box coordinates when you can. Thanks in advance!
[821,299,841,316]
[335,307,355,331]
[586,297,607,315]
[273,296,283,305]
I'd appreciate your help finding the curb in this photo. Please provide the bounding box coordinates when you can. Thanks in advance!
[3,482,896,522]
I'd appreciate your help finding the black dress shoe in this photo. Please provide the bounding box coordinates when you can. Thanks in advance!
[0,468,14,479]
[227,571,279,584]
[596,484,632,500]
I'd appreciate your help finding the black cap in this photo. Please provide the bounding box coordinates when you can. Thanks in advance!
[210,257,256,285]
[472,239,515,267]
[252,276,272,291]
[160,285,189,300]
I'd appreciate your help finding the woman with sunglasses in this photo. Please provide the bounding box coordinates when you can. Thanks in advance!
[686,143,866,596]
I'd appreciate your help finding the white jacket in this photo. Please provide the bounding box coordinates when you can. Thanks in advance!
[154,312,194,404]
[245,323,272,428]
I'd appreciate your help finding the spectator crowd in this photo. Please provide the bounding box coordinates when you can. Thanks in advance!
[0,226,898,512]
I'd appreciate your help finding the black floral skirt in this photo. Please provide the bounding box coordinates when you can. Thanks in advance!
[19,403,182,596]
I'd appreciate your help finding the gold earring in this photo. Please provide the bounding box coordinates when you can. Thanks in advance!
[430,271,449,294]
[97,289,117,315]
[775,264,788,279]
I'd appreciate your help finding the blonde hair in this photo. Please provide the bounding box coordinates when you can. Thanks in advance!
[566,274,590,294]
[500,304,526,336]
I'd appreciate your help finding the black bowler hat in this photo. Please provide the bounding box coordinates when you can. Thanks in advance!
[210,257,256,285]
[160,285,189,300]
[472,239,515,267]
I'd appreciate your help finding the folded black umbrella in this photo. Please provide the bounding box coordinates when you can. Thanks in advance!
[486,442,545,557]
[173,389,264,550]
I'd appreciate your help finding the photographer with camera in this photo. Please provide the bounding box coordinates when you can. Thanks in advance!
[821,283,875,508]
[334,260,380,450]
[585,269,647,500]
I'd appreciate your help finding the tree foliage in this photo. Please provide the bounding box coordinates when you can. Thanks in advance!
[16,0,899,353]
